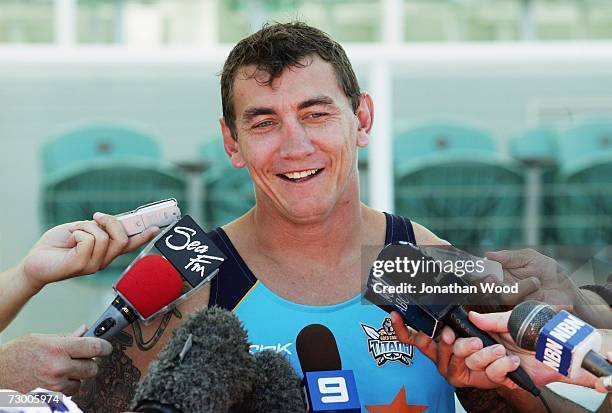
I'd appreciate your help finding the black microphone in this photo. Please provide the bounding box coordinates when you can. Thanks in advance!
[131,307,257,413]
[365,243,541,397]
[296,324,342,372]
[296,324,361,412]
[234,350,306,413]
[509,300,612,378]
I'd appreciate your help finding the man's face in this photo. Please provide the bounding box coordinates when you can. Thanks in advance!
[221,56,371,224]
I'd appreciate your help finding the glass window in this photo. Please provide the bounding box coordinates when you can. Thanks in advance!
[404,0,520,42]
[77,0,117,44]
[4,0,612,46]
[404,0,460,42]
[533,0,583,40]
[587,2,612,39]
[0,0,54,43]
[404,0,612,42]
[218,0,252,44]
[533,0,612,40]
[77,0,218,45]
[218,0,382,44]
[461,2,520,41]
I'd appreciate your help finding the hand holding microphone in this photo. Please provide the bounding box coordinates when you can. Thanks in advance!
[0,200,182,400]
[464,302,612,390]
[0,325,112,396]
[0,208,159,398]
[369,243,539,395]
[84,213,227,340]
[390,313,525,391]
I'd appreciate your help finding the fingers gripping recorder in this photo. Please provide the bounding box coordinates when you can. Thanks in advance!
[85,201,227,340]
[116,199,181,236]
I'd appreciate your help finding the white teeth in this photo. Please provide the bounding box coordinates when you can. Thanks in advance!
[283,169,318,180]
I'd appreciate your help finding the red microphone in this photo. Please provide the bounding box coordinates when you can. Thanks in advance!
[85,255,184,340]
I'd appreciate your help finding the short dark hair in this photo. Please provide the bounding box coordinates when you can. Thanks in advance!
[220,22,361,139]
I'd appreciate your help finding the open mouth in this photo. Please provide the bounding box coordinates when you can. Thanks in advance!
[277,168,324,183]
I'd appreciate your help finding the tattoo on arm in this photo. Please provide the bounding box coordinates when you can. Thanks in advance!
[456,388,514,413]
[132,308,182,351]
[73,308,182,412]
[73,331,141,413]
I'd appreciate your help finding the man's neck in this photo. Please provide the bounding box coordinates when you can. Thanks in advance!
[249,183,368,260]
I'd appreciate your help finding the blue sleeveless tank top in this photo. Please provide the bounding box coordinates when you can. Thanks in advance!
[207,213,455,412]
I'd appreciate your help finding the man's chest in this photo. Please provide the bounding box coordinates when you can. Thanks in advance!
[247,257,363,305]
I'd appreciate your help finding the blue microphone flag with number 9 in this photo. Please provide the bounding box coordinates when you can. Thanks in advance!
[304,371,360,412]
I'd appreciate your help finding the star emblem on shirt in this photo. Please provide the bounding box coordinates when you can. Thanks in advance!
[365,386,428,413]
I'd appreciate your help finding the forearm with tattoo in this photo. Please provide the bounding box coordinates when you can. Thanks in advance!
[74,330,141,413]
[73,308,182,412]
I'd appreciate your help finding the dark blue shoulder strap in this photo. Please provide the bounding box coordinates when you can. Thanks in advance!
[384,212,417,244]
[207,228,257,311]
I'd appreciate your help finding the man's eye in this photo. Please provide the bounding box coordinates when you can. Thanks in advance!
[253,120,273,129]
[308,112,328,119]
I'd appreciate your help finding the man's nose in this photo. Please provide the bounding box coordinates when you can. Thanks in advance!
[279,119,315,160]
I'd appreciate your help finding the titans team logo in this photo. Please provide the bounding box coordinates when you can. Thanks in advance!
[361,318,414,367]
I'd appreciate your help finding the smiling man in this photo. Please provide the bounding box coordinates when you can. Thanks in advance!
[74,22,560,413]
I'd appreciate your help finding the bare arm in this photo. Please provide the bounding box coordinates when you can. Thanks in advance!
[0,264,39,332]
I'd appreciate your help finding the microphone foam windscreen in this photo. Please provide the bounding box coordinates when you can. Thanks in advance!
[233,350,306,413]
[508,300,557,351]
[132,306,258,413]
[115,254,184,318]
[296,324,342,373]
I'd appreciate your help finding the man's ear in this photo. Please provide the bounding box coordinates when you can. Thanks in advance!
[220,117,246,168]
[356,92,374,148]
